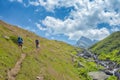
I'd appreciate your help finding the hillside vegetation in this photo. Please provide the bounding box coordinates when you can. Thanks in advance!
[90,31,120,62]
[1,20,112,80]
[0,20,81,80]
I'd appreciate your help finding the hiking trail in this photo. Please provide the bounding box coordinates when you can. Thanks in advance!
[7,53,26,80]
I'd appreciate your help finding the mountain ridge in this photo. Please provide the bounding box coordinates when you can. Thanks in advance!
[89,31,120,61]
[76,36,98,48]
[90,31,120,53]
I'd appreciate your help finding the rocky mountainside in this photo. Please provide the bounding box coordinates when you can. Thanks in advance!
[77,49,120,80]
[88,31,120,80]
[76,36,98,48]
[74,32,120,80]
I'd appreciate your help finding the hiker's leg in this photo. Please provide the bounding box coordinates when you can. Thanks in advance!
[18,43,20,47]
[21,44,22,48]
[36,44,38,48]
[37,44,39,48]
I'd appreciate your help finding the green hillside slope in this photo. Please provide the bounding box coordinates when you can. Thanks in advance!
[0,20,80,80]
[89,31,120,62]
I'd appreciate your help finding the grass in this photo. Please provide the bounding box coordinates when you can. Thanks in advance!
[89,31,120,63]
[0,20,81,80]
[16,40,81,80]
[89,31,120,79]
[1,20,113,80]
[73,55,104,80]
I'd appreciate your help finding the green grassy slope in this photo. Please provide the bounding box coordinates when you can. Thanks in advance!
[89,31,120,62]
[0,20,80,80]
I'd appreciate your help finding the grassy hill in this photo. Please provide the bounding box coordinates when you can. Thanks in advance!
[0,20,81,80]
[89,31,120,62]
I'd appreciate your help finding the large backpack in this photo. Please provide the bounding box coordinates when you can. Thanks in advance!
[18,37,23,43]
[35,40,39,44]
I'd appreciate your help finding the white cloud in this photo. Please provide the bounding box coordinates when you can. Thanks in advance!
[65,28,110,40]
[39,0,59,11]
[42,16,110,40]
[9,0,120,40]
[85,28,110,40]
[35,23,46,31]
[29,1,40,6]
[29,0,60,11]
[9,0,23,3]
[111,27,120,32]
[17,0,23,3]
[40,0,120,40]
[42,16,79,34]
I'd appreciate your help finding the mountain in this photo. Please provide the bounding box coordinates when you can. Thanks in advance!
[76,36,98,48]
[0,20,81,80]
[89,31,120,61]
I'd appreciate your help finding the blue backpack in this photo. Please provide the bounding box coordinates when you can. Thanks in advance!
[18,37,23,43]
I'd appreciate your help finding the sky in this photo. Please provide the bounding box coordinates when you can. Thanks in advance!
[0,0,120,45]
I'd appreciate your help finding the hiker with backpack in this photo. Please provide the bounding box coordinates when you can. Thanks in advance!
[35,39,39,49]
[17,36,23,48]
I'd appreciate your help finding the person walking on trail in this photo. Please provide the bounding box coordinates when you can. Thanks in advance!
[17,36,23,49]
[35,39,39,49]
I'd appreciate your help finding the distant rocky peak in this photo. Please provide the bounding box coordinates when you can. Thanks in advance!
[76,36,98,48]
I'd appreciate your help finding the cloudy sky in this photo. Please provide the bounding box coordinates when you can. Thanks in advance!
[0,0,120,45]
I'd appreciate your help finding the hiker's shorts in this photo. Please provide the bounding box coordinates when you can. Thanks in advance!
[18,42,23,46]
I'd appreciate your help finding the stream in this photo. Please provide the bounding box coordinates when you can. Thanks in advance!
[76,49,120,80]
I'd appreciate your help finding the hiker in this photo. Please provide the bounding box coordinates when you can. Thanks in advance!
[35,39,39,48]
[17,36,23,48]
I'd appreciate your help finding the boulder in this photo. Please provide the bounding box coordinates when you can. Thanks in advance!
[36,76,44,80]
[3,35,10,40]
[104,70,114,75]
[88,71,110,80]
[115,71,120,80]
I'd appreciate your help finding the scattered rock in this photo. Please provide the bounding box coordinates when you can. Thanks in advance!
[78,62,84,67]
[115,71,120,80]
[3,35,10,40]
[88,71,110,80]
[36,76,44,80]
[77,49,120,79]
[104,70,114,75]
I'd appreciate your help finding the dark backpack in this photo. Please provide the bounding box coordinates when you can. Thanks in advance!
[35,40,39,44]
[18,37,23,43]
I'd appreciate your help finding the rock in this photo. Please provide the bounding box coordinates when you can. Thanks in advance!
[77,49,120,79]
[115,71,120,80]
[78,62,84,67]
[36,76,44,80]
[104,70,114,75]
[88,71,110,80]
[76,49,95,59]
[99,61,110,68]
[3,35,10,40]
[76,53,84,57]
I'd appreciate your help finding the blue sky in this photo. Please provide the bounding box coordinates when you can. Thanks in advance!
[0,0,120,45]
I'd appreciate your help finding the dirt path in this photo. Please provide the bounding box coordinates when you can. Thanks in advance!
[7,53,26,80]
